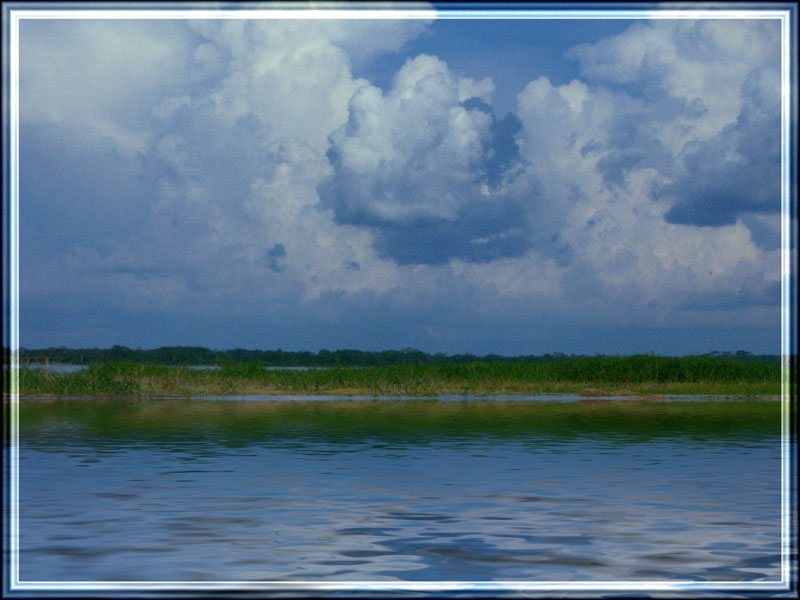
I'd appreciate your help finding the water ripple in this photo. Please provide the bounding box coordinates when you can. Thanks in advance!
[15,399,783,583]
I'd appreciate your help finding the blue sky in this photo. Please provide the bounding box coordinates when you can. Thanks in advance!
[13,7,788,355]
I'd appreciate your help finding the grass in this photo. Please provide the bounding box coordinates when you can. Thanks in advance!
[9,355,784,397]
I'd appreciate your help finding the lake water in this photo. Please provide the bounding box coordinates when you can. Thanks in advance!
[13,397,784,589]
[18,363,89,373]
[17,364,328,373]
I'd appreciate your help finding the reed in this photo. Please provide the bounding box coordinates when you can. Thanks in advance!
[12,356,783,398]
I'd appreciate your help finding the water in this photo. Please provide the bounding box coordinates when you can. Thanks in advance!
[18,364,329,373]
[188,365,329,371]
[19,363,88,373]
[14,398,783,585]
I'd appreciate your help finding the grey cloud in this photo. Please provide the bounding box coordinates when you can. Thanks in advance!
[20,19,199,129]
[137,105,277,227]
[370,200,532,265]
[677,280,780,312]
[567,20,780,228]
[592,97,701,189]
[671,20,780,66]
[100,266,161,279]
[461,97,523,188]
[20,121,154,273]
[266,243,287,273]
[660,67,780,227]
[580,139,603,157]
[318,76,532,265]
[740,214,781,251]
[267,244,286,258]
[320,174,534,265]
[17,18,784,358]
[22,94,308,317]
[595,148,648,188]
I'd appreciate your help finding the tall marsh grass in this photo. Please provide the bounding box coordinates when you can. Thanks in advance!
[12,355,783,397]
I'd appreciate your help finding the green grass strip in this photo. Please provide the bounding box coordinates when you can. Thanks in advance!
[10,356,784,398]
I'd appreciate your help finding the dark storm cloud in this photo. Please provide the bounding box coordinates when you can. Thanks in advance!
[659,66,780,226]
[370,199,532,265]
[319,172,534,265]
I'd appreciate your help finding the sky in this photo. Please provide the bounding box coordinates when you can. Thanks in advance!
[11,6,790,355]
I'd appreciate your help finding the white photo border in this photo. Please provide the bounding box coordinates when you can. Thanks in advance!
[3,2,797,597]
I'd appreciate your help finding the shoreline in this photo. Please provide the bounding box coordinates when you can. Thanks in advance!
[10,384,784,398]
[6,391,784,402]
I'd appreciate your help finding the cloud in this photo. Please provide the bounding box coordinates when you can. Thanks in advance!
[313,15,433,69]
[266,243,287,273]
[183,19,389,152]
[659,66,781,225]
[678,279,781,312]
[461,97,523,188]
[20,18,416,319]
[566,19,781,228]
[513,19,781,317]
[20,19,199,155]
[16,16,782,354]
[319,55,532,265]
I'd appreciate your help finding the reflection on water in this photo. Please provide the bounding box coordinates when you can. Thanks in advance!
[15,398,782,584]
[187,393,776,403]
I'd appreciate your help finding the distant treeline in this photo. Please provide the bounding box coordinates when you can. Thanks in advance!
[15,345,782,367]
